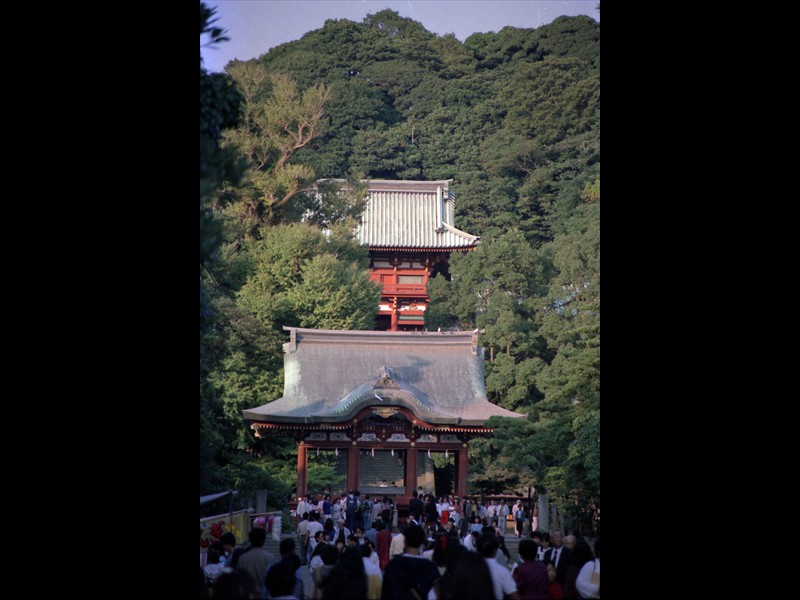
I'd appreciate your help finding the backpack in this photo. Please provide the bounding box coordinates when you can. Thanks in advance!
[346,496,357,513]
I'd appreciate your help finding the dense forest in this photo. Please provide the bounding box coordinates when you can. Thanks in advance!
[200,4,599,534]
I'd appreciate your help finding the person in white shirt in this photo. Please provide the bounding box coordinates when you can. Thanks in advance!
[364,539,380,568]
[305,512,324,563]
[389,524,406,559]
[498,501,510,533]
[462,530,480,552]
[486,500,497,524]
[536,532,550,562]
[450,505,461,528]
[372,497,383,524]
[203,545,225,585]
[478,533,520,600]
[332,518,350,543]
[331,496,342,523]
[478,500,487,523]
[360,542,383,600]
[308,534,327,573]
[296,512,310,564]
[296,496,309,523]
[575,538,600,599]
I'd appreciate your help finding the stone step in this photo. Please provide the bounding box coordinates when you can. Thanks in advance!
[358,449,406,488]
[261,532,296,558]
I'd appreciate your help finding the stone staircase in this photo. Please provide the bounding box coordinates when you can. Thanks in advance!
[502,533,521,564]
[349,450,437,493]
[261,533,295,558]
[358,449,406,488]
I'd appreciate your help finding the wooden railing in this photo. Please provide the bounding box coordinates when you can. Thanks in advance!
[380,284,427,295]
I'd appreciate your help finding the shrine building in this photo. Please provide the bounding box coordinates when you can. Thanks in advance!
[243,327,526,510]
[318,178,479,331]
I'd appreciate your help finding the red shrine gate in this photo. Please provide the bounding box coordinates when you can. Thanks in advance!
[243,327,526,510]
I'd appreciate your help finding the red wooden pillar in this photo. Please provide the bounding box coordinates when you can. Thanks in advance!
[348,446,360,492]
[456,447,468,499]
[404,448,417,499]
[297,442,308,499]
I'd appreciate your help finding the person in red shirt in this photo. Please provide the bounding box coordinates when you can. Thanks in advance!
[375,520,392,571]
[512,539,549,600]
[546,561,564,599]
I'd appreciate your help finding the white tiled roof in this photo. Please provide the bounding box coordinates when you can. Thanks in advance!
[318,179,479,249]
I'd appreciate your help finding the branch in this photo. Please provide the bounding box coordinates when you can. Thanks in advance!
[274,178,301,208]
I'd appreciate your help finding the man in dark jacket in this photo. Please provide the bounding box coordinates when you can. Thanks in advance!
[380,524,440,600]
[544,528,573,587]
[408,490,424,523]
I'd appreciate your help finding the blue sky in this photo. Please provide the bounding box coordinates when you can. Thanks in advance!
[201,1,600,73]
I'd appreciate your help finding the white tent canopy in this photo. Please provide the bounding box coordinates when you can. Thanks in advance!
[200,490,237,506]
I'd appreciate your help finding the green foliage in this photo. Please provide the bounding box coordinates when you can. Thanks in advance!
[287,253,382,329]
[363,9,434,40]
[200,5,243,266]
[220,64,333,233]
[535,15,600,69]
[299,177,370,228]
[430,34,478,79]
[299,79,400,177]
[428,229,544,333]
[201,3,254,499]
[466,420,539,495]
[236,222,379,331]
[308,450,347,492]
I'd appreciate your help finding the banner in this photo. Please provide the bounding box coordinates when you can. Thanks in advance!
[199,509,251,550]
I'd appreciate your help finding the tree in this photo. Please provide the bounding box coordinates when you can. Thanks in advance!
[236,222,380,332]
[287,253,382,329]
[298,177,370,229]
[199,18,253,501]
[200,2,243,310]
[221,64,333,233]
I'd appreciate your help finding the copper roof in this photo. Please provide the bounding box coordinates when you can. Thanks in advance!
[243,327,526,427]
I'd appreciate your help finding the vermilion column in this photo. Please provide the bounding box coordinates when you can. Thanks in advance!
[348,446,360,492]
[404,448,417,500]
[456,447,468,499]
[297,442,308,499]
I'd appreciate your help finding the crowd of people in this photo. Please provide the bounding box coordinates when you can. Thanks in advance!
[200,489,600,599]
